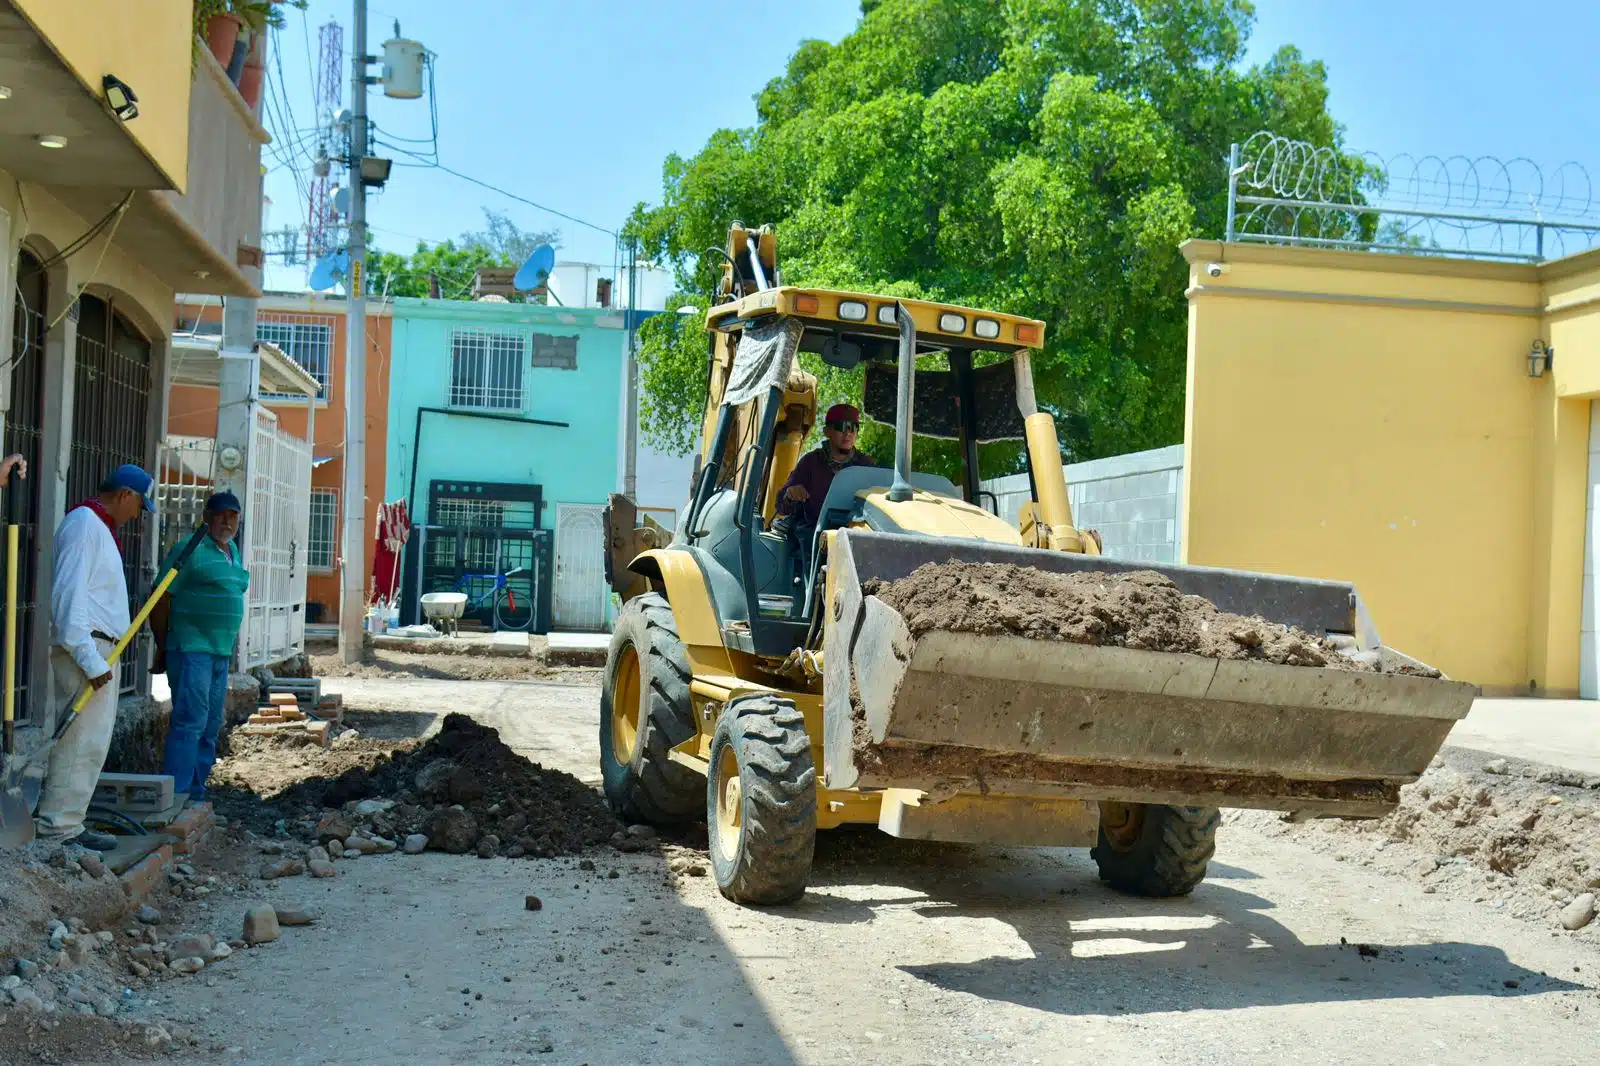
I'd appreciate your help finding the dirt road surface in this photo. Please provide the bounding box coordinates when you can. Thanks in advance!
[146,677,1597,1066]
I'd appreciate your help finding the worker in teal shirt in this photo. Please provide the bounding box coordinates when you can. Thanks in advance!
[150,491,250,803]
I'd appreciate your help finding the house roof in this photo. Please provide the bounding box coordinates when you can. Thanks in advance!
[169,334,322,397]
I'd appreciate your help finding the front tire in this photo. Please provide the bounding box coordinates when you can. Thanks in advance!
[1090,802,1220,898]
[706,694,816,906]
[598,594,701,824]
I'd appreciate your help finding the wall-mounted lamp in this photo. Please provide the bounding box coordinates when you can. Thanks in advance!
[101,74,138,121]
[1528,339,1554,378]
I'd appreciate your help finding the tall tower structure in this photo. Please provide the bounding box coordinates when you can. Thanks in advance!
[305,19,345,261]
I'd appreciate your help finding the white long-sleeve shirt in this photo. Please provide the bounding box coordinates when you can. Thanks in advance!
[50,506,130,680]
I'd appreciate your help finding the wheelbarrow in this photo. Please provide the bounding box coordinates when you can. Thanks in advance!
[420,592,468,637]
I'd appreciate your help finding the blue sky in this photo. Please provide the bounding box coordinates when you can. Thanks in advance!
[262,1,1600,291]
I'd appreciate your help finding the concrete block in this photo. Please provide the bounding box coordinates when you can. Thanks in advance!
[93,773,176,814]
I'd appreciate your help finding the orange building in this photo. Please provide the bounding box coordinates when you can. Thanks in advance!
[169,293,393,626]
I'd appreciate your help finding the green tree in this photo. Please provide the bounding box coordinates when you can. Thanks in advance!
[368,209,559,299]
[627,0,1360,473]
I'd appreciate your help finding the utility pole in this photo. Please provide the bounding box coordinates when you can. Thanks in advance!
[338,0,370,664]
[622,240,638,500]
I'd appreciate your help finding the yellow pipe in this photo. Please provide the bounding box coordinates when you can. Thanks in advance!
[1024,412,1075,526]
[4,524,16,736]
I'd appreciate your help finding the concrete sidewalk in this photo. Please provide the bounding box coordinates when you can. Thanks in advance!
[1446,698,1600,774]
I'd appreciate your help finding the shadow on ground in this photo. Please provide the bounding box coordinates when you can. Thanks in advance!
[784,829,1588,1016]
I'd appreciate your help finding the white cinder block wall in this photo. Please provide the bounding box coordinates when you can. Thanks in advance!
[981,444,1185,563]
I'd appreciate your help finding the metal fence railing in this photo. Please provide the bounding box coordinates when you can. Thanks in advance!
[1225,131,1600,263]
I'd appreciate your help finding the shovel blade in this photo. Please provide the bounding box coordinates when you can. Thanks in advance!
[0,786,35,847]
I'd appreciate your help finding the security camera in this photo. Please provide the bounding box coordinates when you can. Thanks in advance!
[1205,262,1228,278]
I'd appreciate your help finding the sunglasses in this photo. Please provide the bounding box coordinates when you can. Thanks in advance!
[826,420,859,433]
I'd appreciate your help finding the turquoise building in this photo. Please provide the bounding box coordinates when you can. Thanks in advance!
[384,296,634,633]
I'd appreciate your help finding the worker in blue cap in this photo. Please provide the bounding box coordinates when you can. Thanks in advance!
[41,463,157,849]
[150,490,250,806]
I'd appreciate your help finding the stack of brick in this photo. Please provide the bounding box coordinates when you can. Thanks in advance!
[242,693,332,746]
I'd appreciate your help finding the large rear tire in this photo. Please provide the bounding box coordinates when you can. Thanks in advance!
[598,594,701,825]
[706,694,816,906]
[1090,802,1220,898]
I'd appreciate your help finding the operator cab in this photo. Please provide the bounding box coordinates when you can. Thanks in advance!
[670,260,1047,659]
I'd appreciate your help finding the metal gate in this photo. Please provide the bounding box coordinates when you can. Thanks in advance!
[554,503,607,631]
[68,294,154,697]
[4,250,46,720]
[243,406,311,668]
[415,524,552,632]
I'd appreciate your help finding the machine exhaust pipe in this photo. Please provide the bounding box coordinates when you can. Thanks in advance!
[888,301,916,502]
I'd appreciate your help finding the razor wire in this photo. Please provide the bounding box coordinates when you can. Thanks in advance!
[1225,131,1600,262]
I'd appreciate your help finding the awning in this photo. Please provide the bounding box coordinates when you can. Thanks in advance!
[169,334,321,398]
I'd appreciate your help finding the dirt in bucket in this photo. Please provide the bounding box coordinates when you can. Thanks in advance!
[864,563,1376,670]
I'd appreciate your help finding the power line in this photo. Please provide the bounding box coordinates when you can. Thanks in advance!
[374,142,617,238]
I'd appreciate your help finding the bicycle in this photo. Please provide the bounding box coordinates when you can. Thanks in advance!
[450,565,533,631]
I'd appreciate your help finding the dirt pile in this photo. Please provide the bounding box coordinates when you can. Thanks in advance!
[865,563,1387,671]
[215,714,622,859]
[1235,747,1600,937]
[0,841,244,1063]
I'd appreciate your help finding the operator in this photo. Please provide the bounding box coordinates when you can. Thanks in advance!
[771,404,876,545]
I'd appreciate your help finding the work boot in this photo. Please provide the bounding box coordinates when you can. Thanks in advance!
[65,828,118,852]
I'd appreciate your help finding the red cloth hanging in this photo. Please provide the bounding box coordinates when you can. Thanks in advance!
[370,500,411,604]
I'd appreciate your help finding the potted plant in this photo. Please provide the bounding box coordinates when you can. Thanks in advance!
[195,0,242,68]
[233,2,307,107]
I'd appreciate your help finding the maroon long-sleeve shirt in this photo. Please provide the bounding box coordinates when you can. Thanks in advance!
[775,447,878,528]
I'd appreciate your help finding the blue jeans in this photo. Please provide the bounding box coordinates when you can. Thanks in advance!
[163,650,229,801]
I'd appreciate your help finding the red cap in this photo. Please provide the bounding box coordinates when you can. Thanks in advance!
[825,404,860,426]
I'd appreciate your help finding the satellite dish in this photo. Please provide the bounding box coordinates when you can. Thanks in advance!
[333,187,350,216]
[513,244,556,291]
[307,254,339,292]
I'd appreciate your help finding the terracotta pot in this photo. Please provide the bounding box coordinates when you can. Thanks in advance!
[238,29,267,109]
[205,13,243,67]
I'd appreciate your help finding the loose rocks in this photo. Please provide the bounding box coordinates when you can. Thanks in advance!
[170,957,205,975]
[135,905,161,924]
[327,838,345,859]
[1561,893,1597,931]
[243,905,281,945]
[274,905,319,927]
[169,934,215,960]
[262,858,305,880]
[308,859,337,878]
[423,808,478,854]
[403,833,428,854]
[316,813,353,843]
[477,834,501,859]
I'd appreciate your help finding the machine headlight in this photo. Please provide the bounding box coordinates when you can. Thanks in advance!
[974,318,1000,339]
[877,304,898,325]
[938,312,967,333]
[838,300,868,321]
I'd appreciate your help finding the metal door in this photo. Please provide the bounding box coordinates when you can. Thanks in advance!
[554,503,606,631]
[5,250,46,720]
[68,295,154,697]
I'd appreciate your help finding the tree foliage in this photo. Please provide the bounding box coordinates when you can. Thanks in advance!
[368,209,559,299]
[626,0,1355,473]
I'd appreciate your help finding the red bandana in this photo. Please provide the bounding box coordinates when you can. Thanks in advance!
[70,498,121,553]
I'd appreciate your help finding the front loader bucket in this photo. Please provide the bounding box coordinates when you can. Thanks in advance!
[822,531,1476,818]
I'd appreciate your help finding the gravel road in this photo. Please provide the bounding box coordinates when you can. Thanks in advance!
[146,677,1598,1066]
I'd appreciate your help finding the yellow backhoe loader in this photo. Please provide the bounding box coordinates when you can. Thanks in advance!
[600,223,1476,906]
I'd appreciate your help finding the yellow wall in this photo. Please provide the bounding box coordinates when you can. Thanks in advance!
[14,0,194,190]
[1181,239,1600,694]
